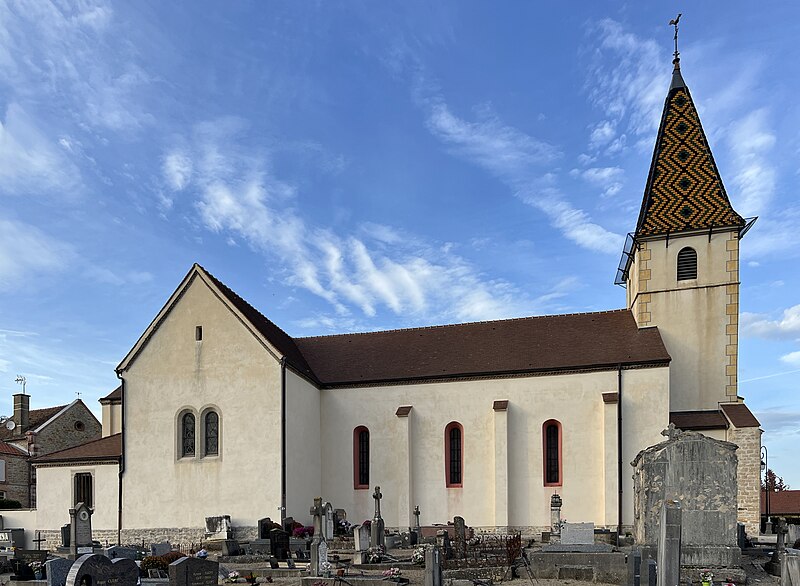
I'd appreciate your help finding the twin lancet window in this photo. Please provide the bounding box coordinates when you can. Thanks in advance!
[180,410,220,458]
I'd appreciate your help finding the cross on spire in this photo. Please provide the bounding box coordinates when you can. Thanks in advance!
[669,13,682,68]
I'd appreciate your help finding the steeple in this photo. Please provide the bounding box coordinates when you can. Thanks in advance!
[633,54,744,239]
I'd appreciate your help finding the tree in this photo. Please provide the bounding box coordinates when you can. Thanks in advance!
[762,468,790,492]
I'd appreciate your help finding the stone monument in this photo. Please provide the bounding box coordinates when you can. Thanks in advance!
[370,486,385,548]
[69,502,93,559]
[632,425,741,570]
[65,553,138,586]
[550,494,562,541]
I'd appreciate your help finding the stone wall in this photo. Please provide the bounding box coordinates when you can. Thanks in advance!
[36,402,102,456]
[728,425,761,536]
[0,455,30,506]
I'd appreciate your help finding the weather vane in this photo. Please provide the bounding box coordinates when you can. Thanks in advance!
[669,14,682,65]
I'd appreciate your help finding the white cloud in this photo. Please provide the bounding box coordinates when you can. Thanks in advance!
[163,151,193,191]
[423,100,621,254]
[0,218,75,290]
[576,166,624,198]
[0,104,82,196]
[741,304,800,340]
[781,351,800,365]
[725,108,775,216]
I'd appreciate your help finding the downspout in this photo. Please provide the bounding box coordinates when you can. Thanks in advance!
[280,357,287,523]
[617,364,624,542]
[115,370,125,546]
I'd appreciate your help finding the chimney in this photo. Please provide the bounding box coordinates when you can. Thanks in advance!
[13,393,29,431]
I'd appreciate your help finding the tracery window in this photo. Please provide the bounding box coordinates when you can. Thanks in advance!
[204,411,219,456]
[181,412,195,458]
[543,420,562,486]
[445,422,463,487]
[354,426,369,488]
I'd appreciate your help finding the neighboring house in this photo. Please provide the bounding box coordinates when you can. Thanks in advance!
[762,490,800,525]
[0,395,101,507]
[31,54,764,545]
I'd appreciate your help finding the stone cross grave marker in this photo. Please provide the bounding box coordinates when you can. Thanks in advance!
[413,505,421,529]
[550,494,563,538]
[69,502,93,558]
[323,501,335,541]
[65,553,138,586]
[168,555,219,586]
[561,522,594,545]
[371,486,385,548]
[46,557,73,586]
[310,497,324,540]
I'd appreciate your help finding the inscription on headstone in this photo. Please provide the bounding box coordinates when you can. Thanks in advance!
[270,528,290,560]
[168,555,219,586]
[65,553,138,586]
[69,502,93,559]
[323,501,335,541]
[561,522,594,545]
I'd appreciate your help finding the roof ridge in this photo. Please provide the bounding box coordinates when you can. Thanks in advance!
[296,308,631,340]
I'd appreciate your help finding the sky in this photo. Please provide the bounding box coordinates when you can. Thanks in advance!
[0,2,799,485]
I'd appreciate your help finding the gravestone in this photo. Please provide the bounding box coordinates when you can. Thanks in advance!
[282,516,295,533]
[105,545,138,560]
[269,556,280,569]
[168,555,219,586]
[424,546,442,586]
[550,494,563,540]
[436,530,453,559]
[355,523,371,551]
[334,509,347,534]
[250,539,271,555]
[781,548,800,586]
[69,502,93,558]
[562,522,594,545]
[647,560,657,586]
[270,528,290,560]
[204,515,232,540]
[151,541,172,556]
[412,505,421,546]
[371,486,385,548]
[61,524,71,548]
[46,557,74,586]
[222,539,241,556]
[311,538,328,576]
[323,502,335,540]
[65,553,138,586]
[657,501,682,586]
[258,517,279,539]
[628,549,642,586]
[453,517,466,558]
[632,426,740,568]
[766,517,789,576]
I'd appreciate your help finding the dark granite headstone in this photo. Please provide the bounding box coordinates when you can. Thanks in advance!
[168,555,219,586]
[222,539,240,556]
[647,559,657,586]
[282,516,295,533]
[61,524,71,548]
[269,556,280,569]
[453,517,466,558]
[105,546,138,560]
[65,553,138,586]
[10,557,35,580]
[46,557,74,586]
[270,528,290,560]
[151,541,172,556]
[250,539,271,555]
[16,549,49,564]
[258,517,279,539]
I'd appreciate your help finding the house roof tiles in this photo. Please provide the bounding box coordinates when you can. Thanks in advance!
[31,433,121,464]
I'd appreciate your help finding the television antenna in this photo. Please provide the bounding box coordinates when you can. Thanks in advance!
[14,375,26,395]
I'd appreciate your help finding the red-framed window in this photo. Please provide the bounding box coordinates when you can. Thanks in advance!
[353,426,370,489]
[445,421,463,488]
[542,419,562,486]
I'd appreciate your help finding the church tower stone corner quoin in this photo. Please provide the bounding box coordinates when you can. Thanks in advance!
[622,58,747,413]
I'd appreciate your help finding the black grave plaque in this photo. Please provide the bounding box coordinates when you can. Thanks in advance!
[169,556,219,586]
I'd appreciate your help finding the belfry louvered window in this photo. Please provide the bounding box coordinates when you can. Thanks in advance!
[181,412,195,457]
[677,247,697,281]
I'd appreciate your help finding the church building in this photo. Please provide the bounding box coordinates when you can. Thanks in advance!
[30,53,763,546]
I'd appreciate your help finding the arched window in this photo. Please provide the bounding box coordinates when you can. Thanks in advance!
[204,411,219,456]
[542,420,562,486]
[677,247,697,281]
[181,412,195,458]
[353,426,370,489]
[445,422,463,487]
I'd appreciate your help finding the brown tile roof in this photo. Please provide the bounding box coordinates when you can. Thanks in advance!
[0,405,67,441]
[100,386,121,404]
[721,403,760,428]
[31,433,121,464]
[0,441,26,457]
[635,66,744,238]
[670,410,728,430]
[761,490,800,515]
[201,266,318,382]
[295,310,670,387]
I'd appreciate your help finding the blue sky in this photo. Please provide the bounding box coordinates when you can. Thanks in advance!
[1,2,798,485]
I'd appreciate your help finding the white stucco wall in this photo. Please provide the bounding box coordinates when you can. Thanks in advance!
[319,366,668,531]
[285,370,321,523]
[629,231,736,411]
[102,403,122,437]
[34,463,119,531]
[121,275,283,530]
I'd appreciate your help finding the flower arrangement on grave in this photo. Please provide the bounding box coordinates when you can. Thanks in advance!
[30,561,44,579]
[321,561,333,576]
[382,568,402,580]
[244,572,257,584]
[699,570,714,586]
[293,525,314,539]
[227,570,241,583]
[338,519,352,534]
[367,545,385,563]
[411,546,425,565]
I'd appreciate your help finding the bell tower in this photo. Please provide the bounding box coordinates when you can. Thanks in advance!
[619,53,752,412]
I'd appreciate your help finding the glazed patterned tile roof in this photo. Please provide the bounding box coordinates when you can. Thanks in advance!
[635,66,744,238]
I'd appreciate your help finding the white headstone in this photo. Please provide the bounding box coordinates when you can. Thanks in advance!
[561,522,594,545]
[355,523,370,552]
[323,502,335,540]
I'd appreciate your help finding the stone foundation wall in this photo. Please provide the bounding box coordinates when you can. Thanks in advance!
[728,425,761,536]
